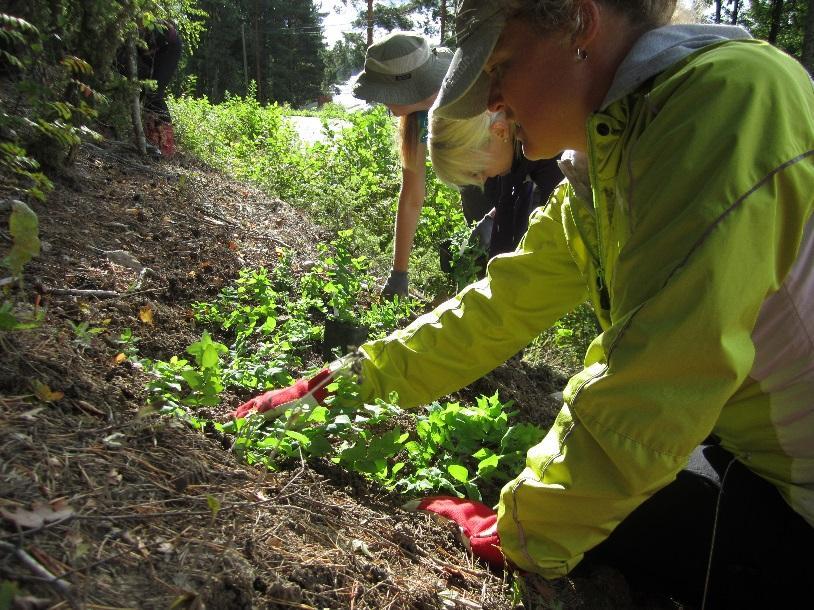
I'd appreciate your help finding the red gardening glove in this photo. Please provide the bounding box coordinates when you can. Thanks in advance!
[158,122,176,157]
[144,113,161,149]
[405,496,504,569]
[233,368,333,419]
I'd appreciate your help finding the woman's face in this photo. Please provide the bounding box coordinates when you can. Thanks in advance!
[479,121,515,180]
[386,93,437,117]
[486,18,591,159]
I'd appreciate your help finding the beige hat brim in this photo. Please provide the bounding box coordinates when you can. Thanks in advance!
[433,17,504,119]
[352,50,453,106]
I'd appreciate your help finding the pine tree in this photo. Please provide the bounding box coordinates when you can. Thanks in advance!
[183,0,326,106]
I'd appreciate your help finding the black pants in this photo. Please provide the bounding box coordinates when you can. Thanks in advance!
[581,443,814,609]
[138,32,182,120]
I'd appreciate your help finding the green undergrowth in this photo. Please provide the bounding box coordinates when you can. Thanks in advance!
[169,93,465,294]
[120,230,547,503]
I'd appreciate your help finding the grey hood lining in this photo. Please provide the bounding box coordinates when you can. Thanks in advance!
[601,24,752,110]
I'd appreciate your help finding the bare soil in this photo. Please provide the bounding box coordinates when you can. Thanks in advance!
[0,140,677,609]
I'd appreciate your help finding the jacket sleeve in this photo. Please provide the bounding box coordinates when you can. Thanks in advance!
[496,42,814,576]
[356,189,588,408]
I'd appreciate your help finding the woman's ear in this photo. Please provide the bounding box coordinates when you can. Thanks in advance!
[574,0,601,49]
[489,117,509,143]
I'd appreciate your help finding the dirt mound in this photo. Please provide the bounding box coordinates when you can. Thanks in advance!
[0,141,666,609]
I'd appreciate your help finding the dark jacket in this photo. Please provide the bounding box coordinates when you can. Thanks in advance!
[487,153,563,258]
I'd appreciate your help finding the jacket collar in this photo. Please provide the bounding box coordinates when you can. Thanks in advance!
[601,24,751,110]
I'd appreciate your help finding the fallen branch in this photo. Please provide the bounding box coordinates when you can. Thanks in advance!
[0,540,76,602]
[44,285,168,299]
[46,288,120,298]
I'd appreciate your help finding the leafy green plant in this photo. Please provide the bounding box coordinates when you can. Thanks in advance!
[0,201,40,331]
[146,331,228,410]
[317,229,369,324]
[112,327,142,361]
[0,300,43,331]
[398,393,545,500]
[359,294,417,340]
[2,200,40,273]
[445,221,489,293]
[67,320,105,349]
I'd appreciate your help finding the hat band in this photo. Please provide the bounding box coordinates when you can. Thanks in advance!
[365,44,429,76]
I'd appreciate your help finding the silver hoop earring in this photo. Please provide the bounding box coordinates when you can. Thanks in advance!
[577,48,588,61]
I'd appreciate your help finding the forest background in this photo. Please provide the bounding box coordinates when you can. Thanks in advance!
[5,0,814,298]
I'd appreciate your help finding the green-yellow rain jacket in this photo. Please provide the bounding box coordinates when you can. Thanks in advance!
[354,31,814,576]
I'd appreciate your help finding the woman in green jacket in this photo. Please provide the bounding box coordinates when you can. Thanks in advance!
[239,0,814,605]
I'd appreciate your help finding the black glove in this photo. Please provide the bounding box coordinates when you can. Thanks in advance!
[381,269,408,298]
[469,213,494,253]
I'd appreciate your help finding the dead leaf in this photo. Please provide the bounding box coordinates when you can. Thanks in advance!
[0,501,74,529]
[32,380,64,403]
[138,305,154,325]
[227,241,238,251]
[19,407,45,421]
[67,530,90,561]
[107,469,122,485]
[114,352,127,364]
[106,250,143,271]
[169,592,201,610]
[351,539,373,559]
[103,432,126,448]
[122,530,150,557]
[136,405,158,418]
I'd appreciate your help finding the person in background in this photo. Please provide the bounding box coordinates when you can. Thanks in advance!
[137,19,182,157]
[428,111,564,262]
[352,32,491,298]
[238,0,814,606]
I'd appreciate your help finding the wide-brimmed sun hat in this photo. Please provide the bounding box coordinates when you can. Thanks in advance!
[433,0,506,119]
[352,32,453,105]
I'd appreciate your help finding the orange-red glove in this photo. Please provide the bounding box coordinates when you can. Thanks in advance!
[233,368,333,419]
[406,496,504,568]
[158,122,176,157]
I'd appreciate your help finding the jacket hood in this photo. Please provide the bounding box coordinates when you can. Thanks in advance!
[601,24,751,109]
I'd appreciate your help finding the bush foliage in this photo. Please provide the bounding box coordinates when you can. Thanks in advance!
[170,93,465,292]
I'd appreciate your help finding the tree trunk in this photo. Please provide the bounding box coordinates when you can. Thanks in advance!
[241,20,249,95]
[126,34,146,156]
[768,0,785,44]
[715,0,722,23]
[802,0,814,73]
[254,0,263,100]
[367,0,373,47]
[730,0,740,24]
[440,0,446,45]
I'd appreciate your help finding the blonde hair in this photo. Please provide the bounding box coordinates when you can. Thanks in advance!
[428,112,497,188]
[397,114,420,170]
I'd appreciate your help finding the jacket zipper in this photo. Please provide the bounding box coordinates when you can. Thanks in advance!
[586,120,611,312]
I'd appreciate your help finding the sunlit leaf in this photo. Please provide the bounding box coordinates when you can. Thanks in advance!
[447,464,469,483]
[3,200,40,277]
[139,305,154,325]
[32,380,63,402]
